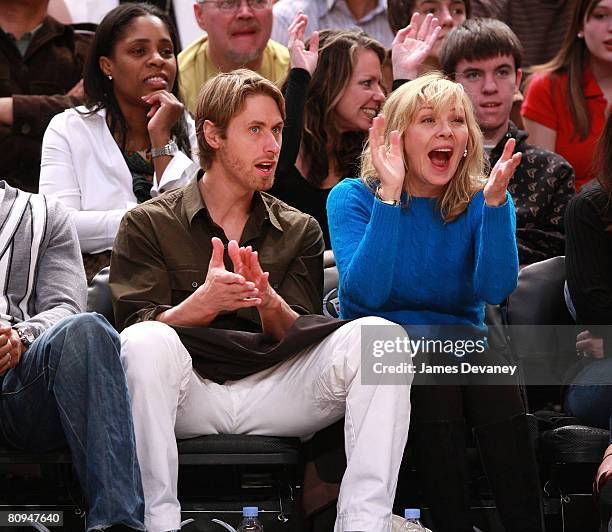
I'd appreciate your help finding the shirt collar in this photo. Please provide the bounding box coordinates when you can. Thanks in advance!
[3,21,44,56]
[183,173,283,233]
[324,0,387,21]
[583,63,604,99]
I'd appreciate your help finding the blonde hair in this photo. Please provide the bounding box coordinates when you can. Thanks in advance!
[195,69,285,170]
[361,72,486,222]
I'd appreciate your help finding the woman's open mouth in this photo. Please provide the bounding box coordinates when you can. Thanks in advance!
[428,148,453,170]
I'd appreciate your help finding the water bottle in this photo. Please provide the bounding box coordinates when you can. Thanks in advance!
[400,508,431,531]
[237,506,264,531]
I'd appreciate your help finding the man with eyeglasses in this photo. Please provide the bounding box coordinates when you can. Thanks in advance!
[271,0,394,48]
[178,0,289,116]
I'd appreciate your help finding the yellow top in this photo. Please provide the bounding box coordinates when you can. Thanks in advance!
[178,35,290,115]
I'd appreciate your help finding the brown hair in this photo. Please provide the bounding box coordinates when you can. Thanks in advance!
[440,18,523,77]
[361,72,486,222]
[195,69,285,170]
[530,0,600,141]
[301,29,385,186]
[596,112,612,197]
[387,0,472,35]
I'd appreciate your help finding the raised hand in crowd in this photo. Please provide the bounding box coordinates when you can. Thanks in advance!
[287,12,319,76]
[484,137,522,207]
[392,12,441,81]
[0,325,24,376]
[369,114,405,202]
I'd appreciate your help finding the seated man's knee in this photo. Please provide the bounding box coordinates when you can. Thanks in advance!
[120,321,186,378]
[44,312,121,376]
[336,316,407,370]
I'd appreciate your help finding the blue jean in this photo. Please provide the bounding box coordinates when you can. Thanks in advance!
[0,313,145,531]
[565,357,612,438]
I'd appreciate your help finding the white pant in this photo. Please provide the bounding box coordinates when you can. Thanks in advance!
[120,317,412,532]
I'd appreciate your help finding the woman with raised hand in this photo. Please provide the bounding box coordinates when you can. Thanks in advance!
[327,73,545,532]
[522,0,612,190]
[270,12,439,248]
[40,2,197,280]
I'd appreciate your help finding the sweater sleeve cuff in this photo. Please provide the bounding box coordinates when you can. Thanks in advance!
[370,194,402,232]
[483,192,514,227]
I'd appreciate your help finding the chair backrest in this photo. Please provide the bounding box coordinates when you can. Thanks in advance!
[505,256,576,387]
[86,267,114,328]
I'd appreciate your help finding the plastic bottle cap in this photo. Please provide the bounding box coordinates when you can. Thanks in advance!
[404,508,421,519]
[242,506,259,517]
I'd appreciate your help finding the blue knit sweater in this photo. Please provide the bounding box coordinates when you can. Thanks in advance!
[327,178,519,329]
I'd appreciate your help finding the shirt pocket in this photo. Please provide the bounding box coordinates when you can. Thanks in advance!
[266,269,285,293]
[169,269,204,307]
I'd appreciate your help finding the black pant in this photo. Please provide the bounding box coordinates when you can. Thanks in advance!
[409,348,544,532]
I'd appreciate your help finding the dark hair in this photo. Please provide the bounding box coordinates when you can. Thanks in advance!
[300,29,385,187]
[195,69,285,171]
[530,0,600,141]
[387,0,472,35]
[440,18,523,77]
[82,2,189,153]
[596,112,612,197]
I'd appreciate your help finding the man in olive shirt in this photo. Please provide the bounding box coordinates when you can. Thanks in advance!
[110,70,410,532]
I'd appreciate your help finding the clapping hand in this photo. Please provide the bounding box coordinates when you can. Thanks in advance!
[484,138,522,207]
[288,13,319,76]
[197,237,261,315]
[392,12,441,81]
[369,115,405,201]
[228,240,276,310]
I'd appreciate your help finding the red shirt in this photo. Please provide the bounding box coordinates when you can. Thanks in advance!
[521,66,608,190]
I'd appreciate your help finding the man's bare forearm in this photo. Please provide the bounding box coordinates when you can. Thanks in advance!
[259,292,299,341]
[155,299,218,328]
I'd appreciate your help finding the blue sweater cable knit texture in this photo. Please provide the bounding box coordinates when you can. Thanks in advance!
[327,178,519,329]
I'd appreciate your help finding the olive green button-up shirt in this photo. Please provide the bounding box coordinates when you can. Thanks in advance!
[110,175,325,333]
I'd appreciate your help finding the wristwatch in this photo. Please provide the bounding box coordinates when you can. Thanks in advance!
[375,185,401,207]
[151,139,178,158]
[13,325,35,349]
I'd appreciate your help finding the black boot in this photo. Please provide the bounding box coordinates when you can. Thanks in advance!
[411,419,475,532]
[474,414,545,532]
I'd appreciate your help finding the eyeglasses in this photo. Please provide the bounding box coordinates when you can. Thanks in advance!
[198,0,272,11]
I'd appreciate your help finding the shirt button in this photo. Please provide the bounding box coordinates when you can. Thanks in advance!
[192,281,198,288]
[21,123,31,134]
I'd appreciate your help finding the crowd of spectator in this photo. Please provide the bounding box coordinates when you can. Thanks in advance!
[0,0,611,531]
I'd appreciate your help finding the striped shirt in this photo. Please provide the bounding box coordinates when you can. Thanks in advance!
[0,182,86,338]
[272,0,394,48]
[471,0,573,68]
